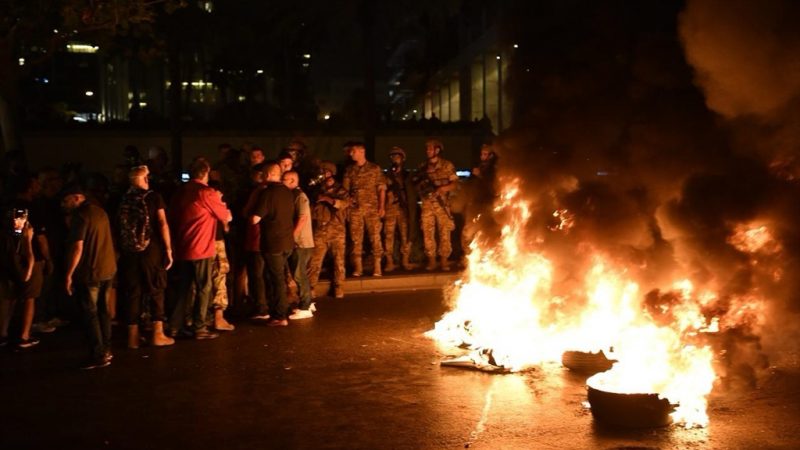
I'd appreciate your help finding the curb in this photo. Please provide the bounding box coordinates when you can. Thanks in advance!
[315,271,461,294]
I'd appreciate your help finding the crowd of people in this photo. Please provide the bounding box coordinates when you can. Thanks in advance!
[0,138,497,369]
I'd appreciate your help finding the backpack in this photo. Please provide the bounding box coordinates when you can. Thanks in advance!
[118,187,152,252]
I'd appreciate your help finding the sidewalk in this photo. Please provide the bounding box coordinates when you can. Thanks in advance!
[315,269,461,294]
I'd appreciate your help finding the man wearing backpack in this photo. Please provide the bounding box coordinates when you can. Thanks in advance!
[117,165,175,348]
[169,158,233,339]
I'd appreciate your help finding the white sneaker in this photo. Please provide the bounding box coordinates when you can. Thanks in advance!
[288,309,313,320]
[251,313,271,320]
[310,302,317,313]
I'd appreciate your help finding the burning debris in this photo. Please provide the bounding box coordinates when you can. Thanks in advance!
[426,0,800,432]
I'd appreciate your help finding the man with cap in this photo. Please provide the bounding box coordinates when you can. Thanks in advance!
[384,147,414,272]
[308,161,349,298]
[62,184,118,369]
[342,142,386,277]
[414,138,458,271]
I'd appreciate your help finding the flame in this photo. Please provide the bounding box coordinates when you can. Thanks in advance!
[427,178,720,428]
[728,223,782,255]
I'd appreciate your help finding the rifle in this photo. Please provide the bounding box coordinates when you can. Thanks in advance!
[411,169,452,220]
[387,167,409,211]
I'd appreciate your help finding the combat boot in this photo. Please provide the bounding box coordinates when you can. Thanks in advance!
[425,257,437,271]
[401,253,414,271]
[384,258,395,272]
[352,258,363,277]
[334,287,345,299]
[440,257,451,272]
[151,321,175,347]
[373,257,383,277]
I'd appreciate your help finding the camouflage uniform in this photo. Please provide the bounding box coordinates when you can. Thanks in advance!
[342,162,386,275]
[308,181,349,296]
[211,239,230,310]
[417,158,458,265]
[384,166,412,271]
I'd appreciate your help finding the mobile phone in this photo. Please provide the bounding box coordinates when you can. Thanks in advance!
[181,172,190,182]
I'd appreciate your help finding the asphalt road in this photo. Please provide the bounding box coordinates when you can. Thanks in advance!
[1,290,798,449]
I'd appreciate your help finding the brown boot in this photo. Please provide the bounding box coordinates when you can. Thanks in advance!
[127,324,140,349]
[373,257,382,277]
[425,257,437,271]
[214,309,235,331]
[352,258,363,277]
[384,259,396,273]
[440,257,451,272]
[401,254,414,271]
[334,287,345,299]
[151,321,175,347]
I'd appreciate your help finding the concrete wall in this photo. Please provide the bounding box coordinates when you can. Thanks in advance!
[22,130,483,176]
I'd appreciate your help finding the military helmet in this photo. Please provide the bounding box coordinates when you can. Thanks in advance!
[388,146,406,159]
[320,161,337,176]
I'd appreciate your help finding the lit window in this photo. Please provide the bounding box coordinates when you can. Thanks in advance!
[66,43,99,53]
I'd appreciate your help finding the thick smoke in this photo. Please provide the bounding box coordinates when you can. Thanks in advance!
[679,0,800,121]
[479,1,800,384]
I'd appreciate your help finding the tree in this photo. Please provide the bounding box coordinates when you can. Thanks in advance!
[0,0,184,155]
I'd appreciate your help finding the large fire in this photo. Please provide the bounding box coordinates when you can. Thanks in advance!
[426,178,771,428]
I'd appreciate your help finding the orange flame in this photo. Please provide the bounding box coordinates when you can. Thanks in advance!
[427,178,719,428]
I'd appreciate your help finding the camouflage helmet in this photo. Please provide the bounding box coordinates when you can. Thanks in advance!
[388,146,406,159]
[320,161,337,176]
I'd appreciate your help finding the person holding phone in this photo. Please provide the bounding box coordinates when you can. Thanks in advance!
[0,207,36,348]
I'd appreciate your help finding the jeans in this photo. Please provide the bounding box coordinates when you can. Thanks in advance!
[264,251,290,319]
[289,247,313,310]
[247,252,267,315]
[170,258,213,332]
[77,280,113,360]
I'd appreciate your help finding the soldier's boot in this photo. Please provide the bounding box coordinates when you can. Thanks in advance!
[440,257,451,272]
[384,259,396,273]
[373,257,383,277]
[151,321,175,347]
[127,325,140,349]
[334,286,345,299]
[401,253,414,271]
[352,258,363,277]
[425,257,437,271]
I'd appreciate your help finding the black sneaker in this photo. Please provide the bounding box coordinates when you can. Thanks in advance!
[16,337,41,349]
[80,358,111,370]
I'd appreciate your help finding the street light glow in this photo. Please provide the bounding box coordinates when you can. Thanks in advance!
[85,91,94,97]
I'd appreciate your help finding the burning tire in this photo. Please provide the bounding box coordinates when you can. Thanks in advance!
[587,384,676,428]
[561,350,615,375]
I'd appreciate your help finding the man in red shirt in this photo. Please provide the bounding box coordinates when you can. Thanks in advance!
[169,158,233,339]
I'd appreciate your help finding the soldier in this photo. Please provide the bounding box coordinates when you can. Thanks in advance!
[308,162,349,298]
[414,138,458,271]
[342,142,386,277]
[383,147,413,272]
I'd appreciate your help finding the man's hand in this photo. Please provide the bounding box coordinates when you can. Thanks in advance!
[165,249,173,271]
[65,275,74,296]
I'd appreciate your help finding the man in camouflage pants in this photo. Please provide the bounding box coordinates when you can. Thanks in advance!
[308,162,350,298]
[342,142,386,277]
[415,139,458,271]
[383,147,413,272]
